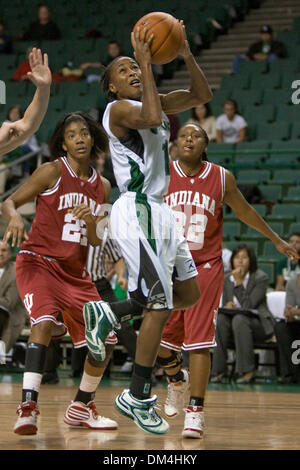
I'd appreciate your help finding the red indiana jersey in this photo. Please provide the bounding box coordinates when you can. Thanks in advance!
[20,156,105,277]
[165,160,226,265]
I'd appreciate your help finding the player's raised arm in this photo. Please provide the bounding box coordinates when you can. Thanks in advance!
[223,169,299,261]
[159,22,213,115]
[0,48,51,157]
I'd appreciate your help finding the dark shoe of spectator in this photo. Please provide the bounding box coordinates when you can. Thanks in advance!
[42,370,59,384]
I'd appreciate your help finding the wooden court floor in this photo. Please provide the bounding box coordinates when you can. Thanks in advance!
[1,379,300,450]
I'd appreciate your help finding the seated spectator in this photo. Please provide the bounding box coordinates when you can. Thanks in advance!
[12,47,33,82]
[216,100,247,144]
[0,19,12,54]
[0,240,27,358]
[276,233,300,291]
[233,25,287,74]
[222,242,232,273]
[80,40,122,83]
[185,103,217,141]
[21,5,61,41]
[4,105,40,180]
[274,269,300,383]
[211,244,275,383]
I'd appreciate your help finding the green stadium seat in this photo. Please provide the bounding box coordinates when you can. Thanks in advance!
[249,72,281,90]
[243,104,275,124]
[259,185,282,202]
[240,226,265,240]
[282,187,300,203]
[223,222,241,240]
[231,89,263,107]
[272,169,299,184]
[258,261,276,285]
[262,89,293,105]
[269,58,299,74]
[276,104,300,123]
[265,154,299,168]
[234,154,262,168]
[64,94,99,114]
[268,222,285,237]
[58,81,89,96]
[256,122,290,141]
[178,110,193,127]
[207,142,234,163]
[290,122,300,139]
[289,222,300,234]
[269,140,300,157]
[225,240,259,256]
[268,204,299,220]
[262,240,283,260]
[237,170,271,184]
[239,61,268,75]
[221,73,250,91]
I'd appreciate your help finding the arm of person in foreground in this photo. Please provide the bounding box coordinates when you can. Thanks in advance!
[0,48,51,157]
[223,169,299,261]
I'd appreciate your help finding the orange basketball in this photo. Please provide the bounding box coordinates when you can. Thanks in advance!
[133,12,183,65]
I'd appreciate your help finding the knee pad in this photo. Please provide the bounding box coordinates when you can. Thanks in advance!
[157,350,182,370]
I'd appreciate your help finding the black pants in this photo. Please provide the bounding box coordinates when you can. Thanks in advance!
[274,320,300,380]
[71,278,138,375]
[0,308,9,339]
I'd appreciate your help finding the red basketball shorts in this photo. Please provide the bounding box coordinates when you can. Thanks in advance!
[161,258,224,351]
[16,251,117,349]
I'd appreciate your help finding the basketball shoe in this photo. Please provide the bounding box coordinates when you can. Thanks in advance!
[114,389,169,435]
[164,368,190,418]
[64,401,118,429]
[14,401,40,435]
[182,405,204,439]
[83,300,120,361]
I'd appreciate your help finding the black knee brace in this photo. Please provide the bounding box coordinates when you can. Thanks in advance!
[157,350,182,370]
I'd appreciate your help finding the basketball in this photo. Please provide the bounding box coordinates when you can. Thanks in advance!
[133,12,183,65]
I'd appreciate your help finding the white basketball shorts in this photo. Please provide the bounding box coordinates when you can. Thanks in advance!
[109,192,197,310]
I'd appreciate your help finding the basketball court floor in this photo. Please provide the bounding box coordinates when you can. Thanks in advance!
[1,370,300,451]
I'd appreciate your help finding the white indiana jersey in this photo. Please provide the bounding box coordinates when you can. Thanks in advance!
[102,99,170,201]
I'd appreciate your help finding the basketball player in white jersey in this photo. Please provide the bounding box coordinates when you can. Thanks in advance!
[0,48,51,157]
[83,22,212,434]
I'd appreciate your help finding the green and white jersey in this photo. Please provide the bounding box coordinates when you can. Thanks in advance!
[102,99,171,201]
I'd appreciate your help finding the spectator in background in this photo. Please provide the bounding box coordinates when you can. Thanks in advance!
[94,150,117,188]
[211,244,275,383]
[80,40,122,83]
[4,105,40,181]
[274,268,300,383]
[216,99,247,144]
[0,19,12,54]
[276,233,300,291]
[0,241,27,359]
[21,5,61,41]
[185,103,217,141]
[12,47,33,82]
[233,25,287,74]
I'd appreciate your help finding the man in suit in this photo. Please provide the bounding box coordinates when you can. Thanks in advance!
[0,240,27,358]
[211,244,275,383]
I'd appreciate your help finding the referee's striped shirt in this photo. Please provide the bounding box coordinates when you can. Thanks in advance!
[86,227,123,282]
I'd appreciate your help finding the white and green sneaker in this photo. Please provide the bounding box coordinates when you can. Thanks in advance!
[83,301,120,361]
[114,389,169,435]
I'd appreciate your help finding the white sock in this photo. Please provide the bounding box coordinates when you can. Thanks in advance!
[79,372,102,393]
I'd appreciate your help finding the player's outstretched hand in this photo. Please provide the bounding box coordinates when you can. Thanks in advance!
[3,214,28,247]
[27,48,52,88]
[131,26,154,65]
[177,20,191,59]
[275,238,300,261]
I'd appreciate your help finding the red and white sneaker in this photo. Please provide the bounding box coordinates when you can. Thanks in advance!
[182,406,204,439]
[14,401,40,435]
[164,369,190,418]
[64,401,118,430]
